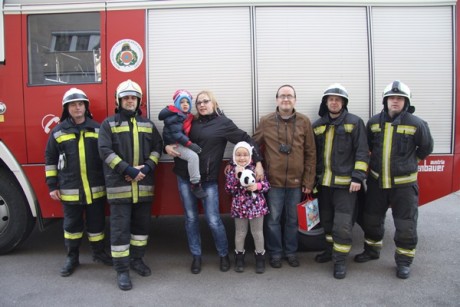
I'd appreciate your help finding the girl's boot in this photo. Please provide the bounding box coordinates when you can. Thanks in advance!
[234,250,245,273]
[255,251,265,274]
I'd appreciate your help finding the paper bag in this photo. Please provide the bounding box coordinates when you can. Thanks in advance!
[297,197,320,232]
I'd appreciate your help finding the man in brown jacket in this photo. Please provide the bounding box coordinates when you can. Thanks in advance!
[253,84,316,268]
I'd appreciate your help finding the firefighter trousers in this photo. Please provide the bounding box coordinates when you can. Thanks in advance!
[361,178,419,266]
[318,186,356,264]
[62,199,107,249]
[110,202,151,272]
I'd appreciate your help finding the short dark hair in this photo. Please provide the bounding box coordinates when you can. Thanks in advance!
[276,84,297,98]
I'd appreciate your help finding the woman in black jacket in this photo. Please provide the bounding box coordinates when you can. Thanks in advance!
[166,90,263,274]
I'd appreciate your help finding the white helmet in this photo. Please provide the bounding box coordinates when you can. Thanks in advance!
[319,83,349,117]
[61,88,91,121]
[382,80,414,113]
[116,79,142,109]
[62,88,89,106]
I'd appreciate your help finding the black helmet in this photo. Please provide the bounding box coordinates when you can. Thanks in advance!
[318,83,349,117]
[382,80,414,113]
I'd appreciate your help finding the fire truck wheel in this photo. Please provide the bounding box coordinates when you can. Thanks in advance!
[0,168,36,255]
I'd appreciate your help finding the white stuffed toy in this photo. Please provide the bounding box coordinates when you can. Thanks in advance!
[238,169,257,199]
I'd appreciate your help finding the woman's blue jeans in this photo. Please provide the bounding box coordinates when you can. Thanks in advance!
[177,176,228,257]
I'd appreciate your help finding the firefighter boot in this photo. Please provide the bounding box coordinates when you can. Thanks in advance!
[315,243,333,263]
[91,241,113,266]
[255,251,266,274]
[60,247,80,277]
[333,263,347,279]
[354,249,380,263]
[396,265,411,279]
[130,258,151,276]
[234,250,245,273]
[117,271,132,291]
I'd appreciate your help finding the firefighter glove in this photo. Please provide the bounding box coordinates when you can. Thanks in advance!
[124,166,140,179]
[140,165,151,175]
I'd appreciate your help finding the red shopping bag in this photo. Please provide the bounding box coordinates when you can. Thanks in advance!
[297,195,320,232]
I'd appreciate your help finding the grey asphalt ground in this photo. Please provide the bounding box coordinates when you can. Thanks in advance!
[1,192,459,307]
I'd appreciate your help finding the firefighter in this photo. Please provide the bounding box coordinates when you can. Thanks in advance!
[98,79,163,291]
[354,81,434,279]
[312,83,369,279]
[45,88,112,277]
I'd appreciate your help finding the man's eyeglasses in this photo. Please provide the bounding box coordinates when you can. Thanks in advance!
[196,99,211,106]
[278,95,295,100]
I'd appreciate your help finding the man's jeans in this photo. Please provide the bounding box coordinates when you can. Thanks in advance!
[265,187,302,258]
[177,176,228,257]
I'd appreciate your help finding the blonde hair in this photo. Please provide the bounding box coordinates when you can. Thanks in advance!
[194,90,221,118]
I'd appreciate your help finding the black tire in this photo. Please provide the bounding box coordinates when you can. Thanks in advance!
[297,224,327,252]
[0,168,36,254]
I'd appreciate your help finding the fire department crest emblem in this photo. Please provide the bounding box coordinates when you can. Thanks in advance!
[110,39,143,72]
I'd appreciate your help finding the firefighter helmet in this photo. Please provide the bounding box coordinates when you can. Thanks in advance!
[382,80,414,113]
[115,79,142,109]
[60,88,92,121]
[318,83,349,117]
[62,88,89,106]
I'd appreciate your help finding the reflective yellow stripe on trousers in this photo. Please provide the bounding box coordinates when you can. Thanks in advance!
[396,247,416,258]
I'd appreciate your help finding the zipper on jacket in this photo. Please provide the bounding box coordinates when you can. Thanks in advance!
[283,121,289,187]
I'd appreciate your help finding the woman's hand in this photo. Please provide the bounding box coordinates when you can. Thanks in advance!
[224,164,232,175]
[165,144,180,157]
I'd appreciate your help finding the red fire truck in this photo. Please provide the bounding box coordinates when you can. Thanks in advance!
[1,0,459,254]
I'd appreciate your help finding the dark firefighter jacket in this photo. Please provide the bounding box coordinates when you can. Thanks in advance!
[313,110,369,188]
[367,110,434,189]
[98,112,163,204]
[45,117,106,205]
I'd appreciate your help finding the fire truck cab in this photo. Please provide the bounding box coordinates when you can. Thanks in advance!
[0,0,459,254]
